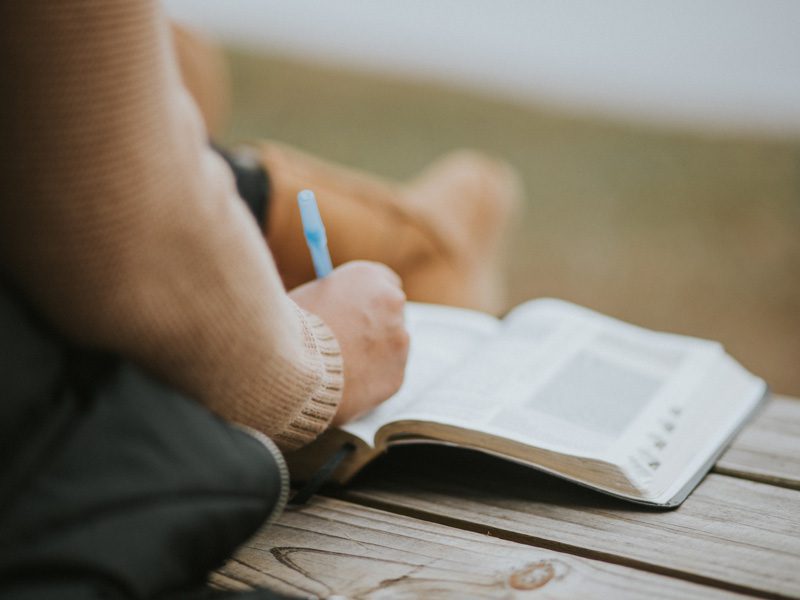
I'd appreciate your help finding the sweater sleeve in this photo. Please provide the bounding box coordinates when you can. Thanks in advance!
[0,1,342,450]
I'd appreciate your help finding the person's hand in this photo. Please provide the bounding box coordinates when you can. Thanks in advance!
[289,261,409,426]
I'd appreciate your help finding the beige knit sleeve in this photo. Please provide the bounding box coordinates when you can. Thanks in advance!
[0,1,342,450]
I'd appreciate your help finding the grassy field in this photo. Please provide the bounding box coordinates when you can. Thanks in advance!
[223,48,800,396]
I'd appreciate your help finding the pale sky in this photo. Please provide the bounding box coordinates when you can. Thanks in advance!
[165,0,800,137]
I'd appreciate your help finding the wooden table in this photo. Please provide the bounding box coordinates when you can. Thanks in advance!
[214,395,800,599]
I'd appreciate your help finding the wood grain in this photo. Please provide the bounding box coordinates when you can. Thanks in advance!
[715,395,800,489]
[212,496,750,599]
[340,446,800,599]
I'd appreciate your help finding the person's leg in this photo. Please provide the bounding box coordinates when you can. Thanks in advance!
[170,25,523,314]
[260,142,522,314]
[0,361,290,598]
[2,579,295,599]
[0,289,291,599]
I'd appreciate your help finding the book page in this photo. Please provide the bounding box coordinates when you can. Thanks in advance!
[628,353,765,502]
[392,298,721,460]
[341,302,500,444]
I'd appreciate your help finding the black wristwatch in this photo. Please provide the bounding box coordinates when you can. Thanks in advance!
[211,142,271,228]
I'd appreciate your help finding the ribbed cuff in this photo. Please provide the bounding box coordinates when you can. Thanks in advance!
[273,307,344,450]
[234,424,290,529]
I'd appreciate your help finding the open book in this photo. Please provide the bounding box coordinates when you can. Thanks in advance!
[287,299,767,507]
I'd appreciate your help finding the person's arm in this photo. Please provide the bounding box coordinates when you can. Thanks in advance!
[0,1,375,449]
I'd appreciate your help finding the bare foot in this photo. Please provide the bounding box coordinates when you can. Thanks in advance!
[258,142,522,313]
[400,150,523,314]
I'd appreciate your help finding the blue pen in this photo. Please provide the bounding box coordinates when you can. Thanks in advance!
[297,189,333,278]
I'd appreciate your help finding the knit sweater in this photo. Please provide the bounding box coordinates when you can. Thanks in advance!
[0,1,343,450]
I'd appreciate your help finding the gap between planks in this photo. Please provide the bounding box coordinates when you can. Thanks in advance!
[334,485,787,600]
[325,394,799,597]
[216,496,757,599]
[215,398,798,598]
[333,453,800,599]
[714,395,800,490]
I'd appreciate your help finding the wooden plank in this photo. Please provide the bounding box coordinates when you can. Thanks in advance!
[715,395,800,489]
[340,446,800,599]
[211,496,751,599]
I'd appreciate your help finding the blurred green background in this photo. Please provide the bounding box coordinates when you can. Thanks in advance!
[222,48,800,395]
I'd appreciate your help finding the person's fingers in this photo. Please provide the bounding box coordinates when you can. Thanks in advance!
[383,266,404,289]
[369,262,403,289]
[338,260,404,288]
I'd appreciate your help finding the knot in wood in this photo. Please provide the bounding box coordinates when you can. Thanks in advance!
[508,560,556,590]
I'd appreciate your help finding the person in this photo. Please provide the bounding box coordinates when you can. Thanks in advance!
[171,23,521,316]
[0,3,520,598]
